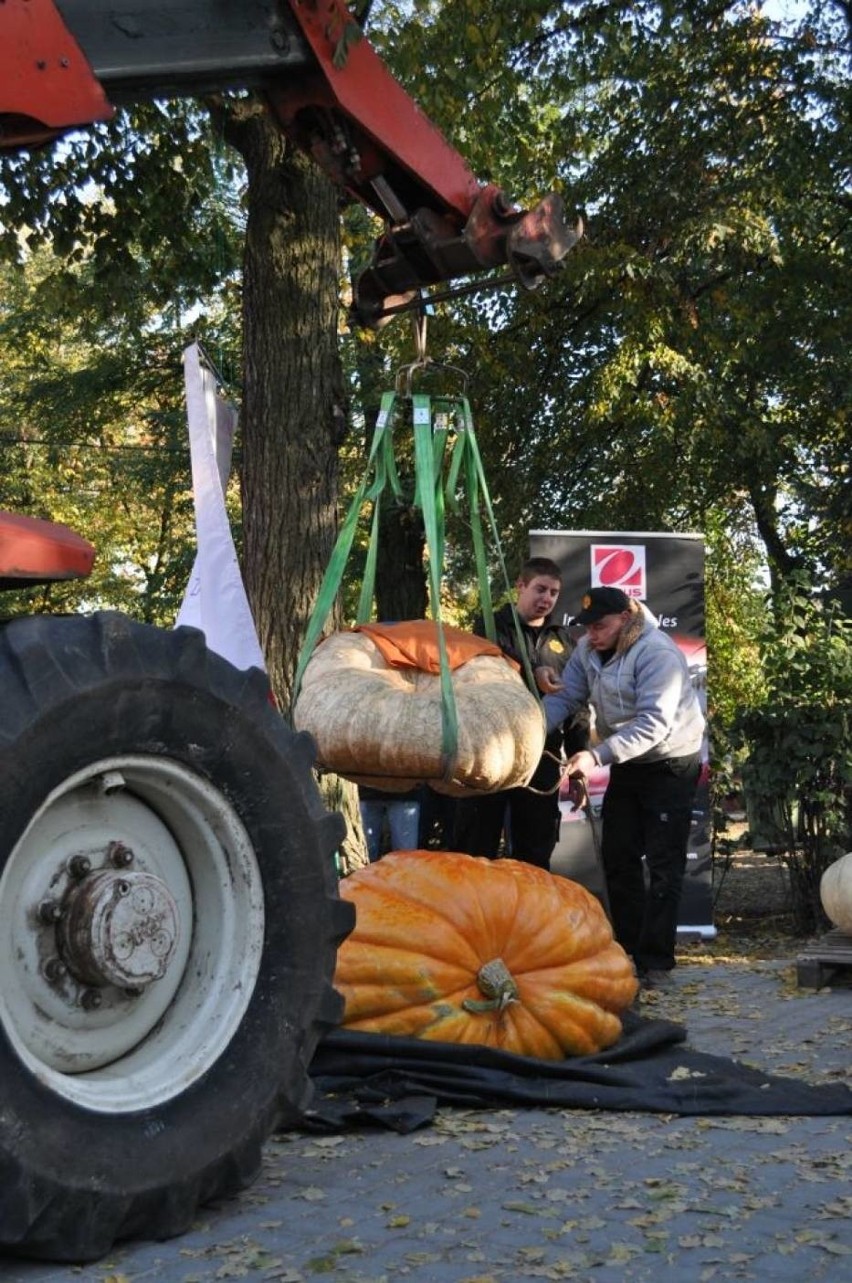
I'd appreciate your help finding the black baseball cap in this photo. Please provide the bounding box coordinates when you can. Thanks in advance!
[575,586,631,624]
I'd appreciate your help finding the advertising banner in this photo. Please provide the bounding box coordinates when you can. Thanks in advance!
[529,530,713,940]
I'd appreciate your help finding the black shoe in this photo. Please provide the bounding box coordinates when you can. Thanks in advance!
[640,968,675,990]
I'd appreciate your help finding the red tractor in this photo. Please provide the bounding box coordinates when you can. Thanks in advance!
[0,1,575,1260]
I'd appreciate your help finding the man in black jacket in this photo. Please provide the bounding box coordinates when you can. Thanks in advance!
[454,556,587,868]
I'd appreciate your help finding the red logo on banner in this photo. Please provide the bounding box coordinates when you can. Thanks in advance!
[591,544,646,598]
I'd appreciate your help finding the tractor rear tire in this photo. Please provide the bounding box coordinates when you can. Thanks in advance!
[0,612,352,1262]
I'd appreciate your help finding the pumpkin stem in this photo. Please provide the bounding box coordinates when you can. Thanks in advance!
[462,957,519,1013]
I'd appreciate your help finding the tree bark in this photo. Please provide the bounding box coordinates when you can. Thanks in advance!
[354,339,427,621]
[222,101,367,869]
[375,492,428,621]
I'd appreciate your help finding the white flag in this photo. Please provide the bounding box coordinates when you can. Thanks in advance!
[175,344,266,672]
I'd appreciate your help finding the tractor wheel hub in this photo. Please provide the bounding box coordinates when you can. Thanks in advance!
[59,869,180,989]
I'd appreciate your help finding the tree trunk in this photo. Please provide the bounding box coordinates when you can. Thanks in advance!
[375,492,428,621]
[222,101,367,869]
[354,339,427,621]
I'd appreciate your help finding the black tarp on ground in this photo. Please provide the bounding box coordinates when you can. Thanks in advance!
[304,1014,852,1133]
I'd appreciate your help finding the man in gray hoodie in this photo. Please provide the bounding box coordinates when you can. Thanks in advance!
[540,586,705,982]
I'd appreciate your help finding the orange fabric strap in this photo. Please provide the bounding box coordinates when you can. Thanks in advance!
[355,620,517,674]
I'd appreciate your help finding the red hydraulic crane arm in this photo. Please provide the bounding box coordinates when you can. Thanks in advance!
[0,0,114,146]
[0,0,579,325]
[275,1,485,224]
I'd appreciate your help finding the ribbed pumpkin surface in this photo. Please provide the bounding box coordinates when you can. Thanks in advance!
[292,629,545,796]
[820,851,852,933]
[335,851,639,1059]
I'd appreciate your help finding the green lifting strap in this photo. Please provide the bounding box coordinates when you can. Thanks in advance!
[292,390,401,705]
[444,396,495,643]
[411,392,458,777]
[443,396,540,696]
[356,392,403,625]
[291,385,534,777]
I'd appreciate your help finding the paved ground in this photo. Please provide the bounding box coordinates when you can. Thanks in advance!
[5,953,851,1283]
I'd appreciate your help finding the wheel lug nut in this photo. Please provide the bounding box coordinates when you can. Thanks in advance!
[38,898,62,925]
[108,841,135,868]
[80,988,103,1011]
[42,956,67,984]
[68,854,92,879]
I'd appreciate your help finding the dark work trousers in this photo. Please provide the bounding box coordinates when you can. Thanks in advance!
[454,743,562,870]
[601,753,701,972]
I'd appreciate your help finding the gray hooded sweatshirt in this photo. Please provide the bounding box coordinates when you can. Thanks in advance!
[542,608,705,767]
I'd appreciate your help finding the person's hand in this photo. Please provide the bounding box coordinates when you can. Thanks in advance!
[535,665,562,694]
[563,774,586,811]
[564,749,597,779]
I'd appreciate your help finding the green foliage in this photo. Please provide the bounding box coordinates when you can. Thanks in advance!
[702,504,766,824]
[0,251,241,626]
[0,102,243,324]
[731,575,852,933]
[0,93,245,626]
[363,1,850,608]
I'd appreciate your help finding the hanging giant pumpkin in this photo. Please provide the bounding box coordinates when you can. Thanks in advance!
[334,851,639,1059]
[292,621,545,796]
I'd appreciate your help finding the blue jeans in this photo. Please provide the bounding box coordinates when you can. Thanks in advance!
[359,799,421,862]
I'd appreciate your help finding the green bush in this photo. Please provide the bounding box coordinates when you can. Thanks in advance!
[732,575,852,934]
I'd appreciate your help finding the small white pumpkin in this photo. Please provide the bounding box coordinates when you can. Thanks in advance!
[819,852,852,933]
[292,627,545,797]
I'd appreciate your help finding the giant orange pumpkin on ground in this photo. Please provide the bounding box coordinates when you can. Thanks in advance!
[334,851,639,1059]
